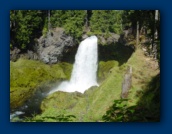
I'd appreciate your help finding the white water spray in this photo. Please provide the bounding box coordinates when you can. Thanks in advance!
[49,36,99,94]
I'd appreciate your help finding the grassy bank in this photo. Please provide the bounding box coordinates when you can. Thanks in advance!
[10,48,159,122]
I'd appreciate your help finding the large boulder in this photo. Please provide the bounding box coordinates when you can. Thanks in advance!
[37,28,74,64]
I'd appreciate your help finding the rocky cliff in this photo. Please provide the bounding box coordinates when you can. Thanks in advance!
[10,28,75,64]
[37,28,74,64]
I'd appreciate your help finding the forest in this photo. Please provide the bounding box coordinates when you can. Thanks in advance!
[10,10,160,122]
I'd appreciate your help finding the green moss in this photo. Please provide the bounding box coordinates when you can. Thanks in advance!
[98,60,118,81]
[10,87,33,109]
[59,62,73,80]
[41,91,82,111]
[10,59,72,109]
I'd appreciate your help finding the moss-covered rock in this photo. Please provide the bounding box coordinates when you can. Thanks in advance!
[41,91,83,111]
[10,87,34,109]
[10,59,72,109]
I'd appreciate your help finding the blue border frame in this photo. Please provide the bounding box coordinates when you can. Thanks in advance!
[1,0,171,134]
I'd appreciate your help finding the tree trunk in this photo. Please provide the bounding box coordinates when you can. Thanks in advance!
[152,10,159,59]
[85,10,88,28]
[136,21,140,46]
[48,10,51,32]
[121,66,132,99]
[154,10,159,40]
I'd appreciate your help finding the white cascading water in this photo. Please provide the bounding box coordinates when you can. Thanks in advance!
[49,35,99,94]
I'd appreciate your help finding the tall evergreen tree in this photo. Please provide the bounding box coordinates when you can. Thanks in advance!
[10,10,44,50]
[90,10,123,35]
[51,10,86,41]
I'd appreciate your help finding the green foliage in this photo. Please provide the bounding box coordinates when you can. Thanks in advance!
[51,10,67,27]
[51,10,123,40]
[90,10,123,35]
[51,10,86,41]
[10,10,44,50]
[42,17,48,37]
[102,99,137,122]
[64,11,86,40]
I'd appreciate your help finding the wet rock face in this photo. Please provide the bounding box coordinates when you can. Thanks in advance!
[37,28,74,64]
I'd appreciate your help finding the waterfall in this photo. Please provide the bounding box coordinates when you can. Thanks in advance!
[49,36,99,94]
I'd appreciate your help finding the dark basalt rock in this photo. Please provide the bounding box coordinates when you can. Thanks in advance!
[37,28,75,64]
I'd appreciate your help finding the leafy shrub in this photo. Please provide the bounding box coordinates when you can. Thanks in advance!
[102,99,137,122]
[102,74,160,122]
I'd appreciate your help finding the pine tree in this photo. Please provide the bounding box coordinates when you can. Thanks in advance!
[51,10,86,41]
[10,10,44,50]
[90,10,123,35]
